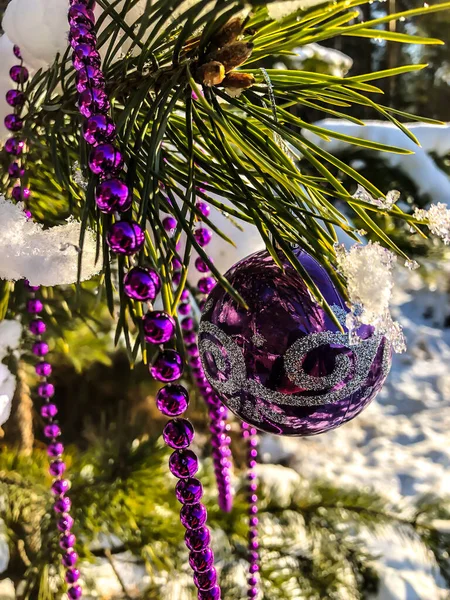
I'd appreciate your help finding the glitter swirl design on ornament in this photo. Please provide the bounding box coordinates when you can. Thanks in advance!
[198,310,391,410]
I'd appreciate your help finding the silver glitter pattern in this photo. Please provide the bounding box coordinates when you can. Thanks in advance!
[199,309,391,411]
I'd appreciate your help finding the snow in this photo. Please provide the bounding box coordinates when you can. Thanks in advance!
[301,119,450,205]
[0,319,22,428]
[268,0,328,20]
[276,42,353,77]
[0,197,101,286]
[260,262,450,599]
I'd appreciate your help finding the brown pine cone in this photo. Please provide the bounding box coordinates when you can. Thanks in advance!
[207,41,254,73]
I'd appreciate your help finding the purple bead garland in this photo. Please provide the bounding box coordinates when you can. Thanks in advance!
[242,423,260,599]
[186,198,233,514]
[67,7,221,597]
[5,47,82,599]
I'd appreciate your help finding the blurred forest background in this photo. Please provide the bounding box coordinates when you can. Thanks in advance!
[1,1,450,599]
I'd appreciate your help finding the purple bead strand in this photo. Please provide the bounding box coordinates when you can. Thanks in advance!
[27,284,82,599]
[67,7,221,596]
[6,45,82,599]
[242,423,260,599]
[191,198,233,512]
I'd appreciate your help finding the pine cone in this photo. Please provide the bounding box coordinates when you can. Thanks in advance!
[211,18,244,49]
[207,41,254,73]
[222,71,255,90]
[196,61,226,86]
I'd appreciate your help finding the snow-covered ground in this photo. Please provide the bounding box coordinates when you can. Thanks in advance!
[261,262,450,599]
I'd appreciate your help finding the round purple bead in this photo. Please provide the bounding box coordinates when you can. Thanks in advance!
[54,497,71,513]
[41,404,58,419]
[163,216,177,231]
[27,299,43,314]
[185,527,211,552]
[169,450,199,479]
[180,502,207,530]
[156,384,189,417]
[12,186,31,202]
[179,302,191,316]
[247,588,258,599]
[69,23,96,47]
[52,479,70,496]
[78,87,110,118]
[36,362,52,377]
[172,257,182,271]
[180,289,189,301]
[49,459,66,477]
[181,317,194,331]
[62,550,78,568]
[150,350,183,382]
[124,267,161,301]
[44,423,61,438]
[66,568,81,584]
[143,311,176,344]
[89,143,123,175]
[9,65,29,83]
[107,221,144,256]
[172,271,182,286]
[67,585,83,600]
[47,441,64,457]
[189,548,214,573]
[175,477,203,504]
[82,113,116,145]
[194,568,217,591]
[32,341,49,357]
[62,550,78,569]
[68,2,95,24]
[72,43,101,70]
[198,277,215,295]
[76,65,106,93]
[5,137,24,155]
[37,382,55,398]
[60,533,76,550]
[196,201,210,217]
[163,419,194,449]
[6,89,25,107]
[13,45,22,59]
[5,114,23,132]
[95,178,131,214]
[184,331,196,344]
[198,585,221,600]
[8,162,25,178]
[29,319,46,335]
[57,514,74,532]
[195,257,211,273]
[194,228,212,247]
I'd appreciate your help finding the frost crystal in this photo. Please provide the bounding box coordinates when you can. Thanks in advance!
[352,184,400,211]
[414,203,450,244]
[335,242,406,353]
[0,197,101,286]
[405,259,420,271]
[72,161,88,190]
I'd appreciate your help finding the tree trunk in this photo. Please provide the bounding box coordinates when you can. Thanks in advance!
[3,360,34,455]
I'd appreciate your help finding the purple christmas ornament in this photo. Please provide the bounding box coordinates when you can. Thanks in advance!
[4,114,23,132]
[12,186,31,201]
[194,228,212,247]
[156,384,189,417]
[199,249,392,436]
[36,362,52,377]
[124,267,161,301]
[175,477,203,504]
[169,449,199,478]
[9,65,29,83]
[189,548,215,573]
[194,568,217,591]
[5,137,24,155]
[143,311,176,344]
[8,162,25,177]
[163,418,195,449]
[150,349,183,382]
[89,143,123,175]
[185,527,211,552]
[180,502,207,529]
[29,319,46,335]
[82,113,116,145]
[6,89,25,107]
[106,221,144,255]
[78,87,110,118]
[95,178,131,214]
[62,551,78,568]
[76,66,106,93]
[198,585,221,600]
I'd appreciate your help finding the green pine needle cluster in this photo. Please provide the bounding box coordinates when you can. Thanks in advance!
[4,0,449,352]
[1,436,449,599]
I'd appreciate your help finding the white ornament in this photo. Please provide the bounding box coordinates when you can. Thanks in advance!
[0,197,101,286]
